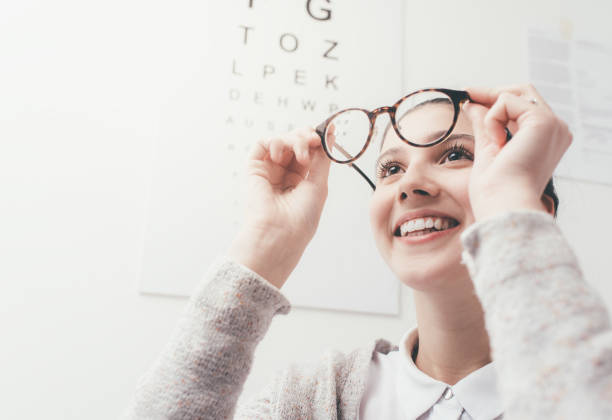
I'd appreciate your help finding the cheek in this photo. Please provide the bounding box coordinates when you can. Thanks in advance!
[448,172,474,221]
[368,194,383,236]
[369,190,392,244]
[458,183,471,209]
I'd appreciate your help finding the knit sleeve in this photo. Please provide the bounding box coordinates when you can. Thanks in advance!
[460,210,612,420]
[121,257,291,420]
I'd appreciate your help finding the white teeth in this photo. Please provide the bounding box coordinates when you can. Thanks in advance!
[398,216,457,237]
[407,220,415,231]
[434,218,442,230]
[400,220,413,236]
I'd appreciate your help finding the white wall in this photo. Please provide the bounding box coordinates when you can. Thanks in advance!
[1,1,611,419]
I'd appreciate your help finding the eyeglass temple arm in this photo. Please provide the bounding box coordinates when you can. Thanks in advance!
[316,123,376,190]
[331,142,376,190]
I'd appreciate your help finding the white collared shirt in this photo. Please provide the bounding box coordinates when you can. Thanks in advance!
[359,327,504,420]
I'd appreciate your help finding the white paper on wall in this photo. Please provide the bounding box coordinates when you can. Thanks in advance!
[139,1,403,315]
[528,27,612,185]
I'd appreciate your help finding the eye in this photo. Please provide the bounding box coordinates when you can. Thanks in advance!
[376,160,404,179]
[440,143,473,164]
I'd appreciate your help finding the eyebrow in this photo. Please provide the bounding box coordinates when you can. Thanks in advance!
[375,133,474,169]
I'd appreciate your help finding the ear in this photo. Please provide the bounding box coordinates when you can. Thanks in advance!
[541,194,556,216]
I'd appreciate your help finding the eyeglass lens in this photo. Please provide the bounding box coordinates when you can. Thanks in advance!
[323,90,456,163]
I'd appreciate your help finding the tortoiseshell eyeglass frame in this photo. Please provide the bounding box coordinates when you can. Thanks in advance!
[315,88,472,191]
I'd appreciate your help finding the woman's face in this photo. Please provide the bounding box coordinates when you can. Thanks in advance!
[369,104,476,291]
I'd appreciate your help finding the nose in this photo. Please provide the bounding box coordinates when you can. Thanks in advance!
[397,163,440,202]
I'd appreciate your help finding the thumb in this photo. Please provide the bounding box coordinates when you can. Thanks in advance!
[305,144,332,190]
[462,102,499,166]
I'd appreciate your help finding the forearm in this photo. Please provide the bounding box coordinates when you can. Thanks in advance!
[461,211,612,419]
[122,257,291,420]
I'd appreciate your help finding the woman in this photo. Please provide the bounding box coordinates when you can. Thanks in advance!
[123,85,612,419]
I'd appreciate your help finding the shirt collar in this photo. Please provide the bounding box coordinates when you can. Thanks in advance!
[453,361,504,420]
[396,326,504,420]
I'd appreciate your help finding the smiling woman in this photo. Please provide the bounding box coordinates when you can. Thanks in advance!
[368,95,559,296]
[122,85,612,420]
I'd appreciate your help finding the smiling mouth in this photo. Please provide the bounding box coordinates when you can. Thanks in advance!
[393,217,460,237]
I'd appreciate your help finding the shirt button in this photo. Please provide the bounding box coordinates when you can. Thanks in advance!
[444,388,454,400]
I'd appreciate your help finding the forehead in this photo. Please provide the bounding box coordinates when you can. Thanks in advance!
[380,102,474,155]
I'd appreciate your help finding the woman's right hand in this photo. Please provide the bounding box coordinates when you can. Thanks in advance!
[228,126,332,289]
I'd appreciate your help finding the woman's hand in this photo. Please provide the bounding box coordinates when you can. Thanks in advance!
[228,127,332,289]
[462,84,573,222]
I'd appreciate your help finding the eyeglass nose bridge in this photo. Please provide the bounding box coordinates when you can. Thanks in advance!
[368,106,396,121]
[368,106,396,140]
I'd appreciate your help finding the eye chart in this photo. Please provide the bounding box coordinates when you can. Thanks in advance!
[140,1,403,314]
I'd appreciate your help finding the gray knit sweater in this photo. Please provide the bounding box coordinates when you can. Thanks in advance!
[122,211,612,419]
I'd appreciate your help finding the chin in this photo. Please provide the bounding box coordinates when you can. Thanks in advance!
[390,251,467,292]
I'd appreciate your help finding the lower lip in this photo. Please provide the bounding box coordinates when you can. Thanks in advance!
[396,224,461,244]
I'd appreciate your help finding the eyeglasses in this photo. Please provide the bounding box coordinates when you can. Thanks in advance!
[315,88,472,190]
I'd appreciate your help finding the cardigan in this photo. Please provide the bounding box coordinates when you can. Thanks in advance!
[122,210,612,419]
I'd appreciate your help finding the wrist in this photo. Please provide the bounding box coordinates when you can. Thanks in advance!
[228,227,304,289]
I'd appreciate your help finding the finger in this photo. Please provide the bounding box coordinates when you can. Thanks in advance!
[320,123,337,159]
[249,139,269,161]
[299,127,326,165]
[467,84,552,111]
[265,130,319,177]
[326,123,337,148]
[462,102,499,165]
[484,92,538,146]
[269,137,294,166]
[522,84,552,110]
[295,126,321,149]
[279,144,296,167]
[286,153,309,180]
[466,85,525,106]
[306,141,332,189]
[290,128,319,167]
[281,132,308,167]
[507,120,519,135]
[268,138,282,163]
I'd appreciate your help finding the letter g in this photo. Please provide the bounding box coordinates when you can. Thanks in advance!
[306,0,332,21]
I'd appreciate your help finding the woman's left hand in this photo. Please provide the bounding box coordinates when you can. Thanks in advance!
[462,84,573,222]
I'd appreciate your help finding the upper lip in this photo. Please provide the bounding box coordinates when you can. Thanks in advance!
[393,209,460,235]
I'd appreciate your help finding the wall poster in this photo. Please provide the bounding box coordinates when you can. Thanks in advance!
[528,27,612,185]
